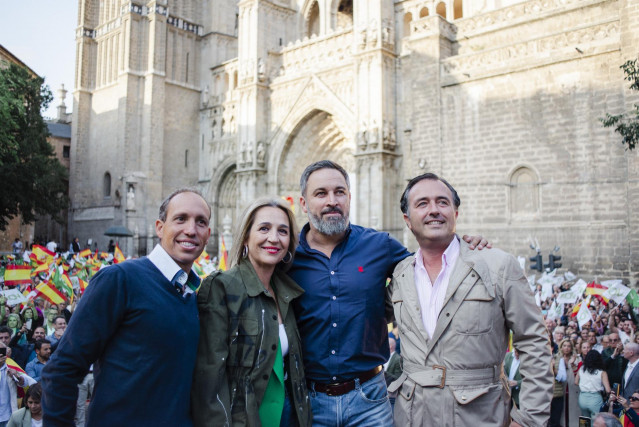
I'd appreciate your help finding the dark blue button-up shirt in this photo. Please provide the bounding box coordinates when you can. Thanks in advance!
[289,223,409,383]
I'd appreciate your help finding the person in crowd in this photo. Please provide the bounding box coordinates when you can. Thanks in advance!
[5,315,22,343]
[597,334,611,354]
[287,161,491,426]
[24,339,51,382]
[609,388,639,426]
[57,302,71,324]
[20,305,42,336]
[9,326,45,369]
[11,239,23,255]
[7,382,42,427]
[621,343,639,399]
[0,340,36,425]
[107,240,115,253]
[192,198,311,426]
[606,333,628,390]
[384,337,402,411]
[504,349,522,408]
[550,339,574,427]
[43,308,58,337]
[69,237,81,254]
[593,412,623,427]
[42,188,211,426]
[387,172,552,426]
[576,349,611,418]
[45,316,66,350]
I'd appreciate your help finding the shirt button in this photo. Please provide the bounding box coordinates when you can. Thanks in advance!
[333,376,337,381]
[330,271,335,275]
[331,350,336,354]
[332,296,336,300]
[333,323,337,327]
[272,344,277,350]
[272,314,277,320]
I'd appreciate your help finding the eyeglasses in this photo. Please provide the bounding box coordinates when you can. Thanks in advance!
[630,396,639,402]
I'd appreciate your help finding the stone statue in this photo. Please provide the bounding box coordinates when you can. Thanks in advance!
[127,185,135,210]
[256,142,266,166]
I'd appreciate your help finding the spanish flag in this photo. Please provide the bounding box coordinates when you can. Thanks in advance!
[79,249,92,258]
[218,236,228,271]
[114,244,125,264]
[571,301,581,318]
[32,245,55,261]
[30,261,50,277]
[585,282,609,304]
[35,281,66,305]
[4,265,32,286]
[78,277,88,293]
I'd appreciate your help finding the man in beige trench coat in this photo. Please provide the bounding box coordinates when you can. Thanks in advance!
[387,173,553,426]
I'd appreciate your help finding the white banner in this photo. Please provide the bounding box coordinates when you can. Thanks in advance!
[603,283,631,305]
[577,296,593,329]
[0,289,27,306]
[556,290,580,305]
[572,279,588,296]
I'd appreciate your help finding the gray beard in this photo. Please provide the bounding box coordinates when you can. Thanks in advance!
[308,211,349,236]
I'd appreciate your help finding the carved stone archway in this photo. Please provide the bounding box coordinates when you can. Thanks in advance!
[276,109,355,229]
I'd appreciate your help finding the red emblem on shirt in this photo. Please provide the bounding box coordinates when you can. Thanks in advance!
[358,266,364,272]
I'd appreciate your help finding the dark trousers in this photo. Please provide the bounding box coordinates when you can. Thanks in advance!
[549,396,565,427]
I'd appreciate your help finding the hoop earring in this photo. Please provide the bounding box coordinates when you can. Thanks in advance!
[242,245,248,258]
[282,251,292,264]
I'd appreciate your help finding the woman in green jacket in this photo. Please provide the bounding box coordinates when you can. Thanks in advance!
[192,198,311,426]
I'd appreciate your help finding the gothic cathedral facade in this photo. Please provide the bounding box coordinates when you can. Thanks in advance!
[69,0,639,281]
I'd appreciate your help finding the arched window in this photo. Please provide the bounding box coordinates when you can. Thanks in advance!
[307,1,320,37]
[336,0,353,28]
[419,7,429,18]
[436,2,446,19]
[103,172,111,198]
[403,12,412,38]
[509,167,539,217]
[454,0,463,19]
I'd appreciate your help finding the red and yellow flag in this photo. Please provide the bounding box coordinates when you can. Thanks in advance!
[35,281,66,305]
[78,278,88,293]
[4,265,32,286]
[114,244,125,264]
[218,236,228,271]
[78,249,91,258]
[32,245,55,261]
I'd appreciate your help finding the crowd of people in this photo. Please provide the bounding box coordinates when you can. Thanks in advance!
[1,159,634,426]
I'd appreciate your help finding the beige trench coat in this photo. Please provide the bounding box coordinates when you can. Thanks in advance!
[386,240,553,426]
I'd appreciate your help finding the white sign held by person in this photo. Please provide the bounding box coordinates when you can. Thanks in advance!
[572,279,588,296]
[557,290,580,305]
[577,296,593,329]
[547,301,564,321]
[603,282,631,305]
[0,289,27,306]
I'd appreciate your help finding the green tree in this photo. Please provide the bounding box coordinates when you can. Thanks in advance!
[0,63,68,231]
[601,59,639,151]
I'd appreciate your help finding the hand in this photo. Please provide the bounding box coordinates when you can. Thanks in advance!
[618,396,631,410]
[462,235,492,250]
[609,391,618,402]
[19,324,27,334]
[508,380,518,387]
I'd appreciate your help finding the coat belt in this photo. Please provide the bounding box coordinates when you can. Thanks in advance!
[400,360,502,388]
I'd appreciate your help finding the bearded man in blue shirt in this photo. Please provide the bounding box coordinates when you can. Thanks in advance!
[288,160,488,426]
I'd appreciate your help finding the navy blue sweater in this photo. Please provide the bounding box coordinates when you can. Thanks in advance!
[41,258,199,426]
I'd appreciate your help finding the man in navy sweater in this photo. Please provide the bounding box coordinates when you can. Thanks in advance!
[41,189,211,426]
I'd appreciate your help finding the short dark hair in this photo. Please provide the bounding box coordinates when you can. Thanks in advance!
[0,326,11,336]
[25,382,42,403]
[53,315,66,324]
[400,173,461,215]
[300,160,350,197]
[35,339,51,351]
[158,188,211,222]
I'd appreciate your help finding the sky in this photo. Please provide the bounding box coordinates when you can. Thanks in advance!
[1,2,78,119]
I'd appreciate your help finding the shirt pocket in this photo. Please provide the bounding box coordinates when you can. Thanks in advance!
[454,282,495,335]
[228,316,260,367]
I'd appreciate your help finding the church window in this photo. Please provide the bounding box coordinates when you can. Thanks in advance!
[509,166,539,217]
[63,145,70,158]
[436,2,446,19]
[103,172,111,198]
[403,13,412,38]
[336,0,353,28]
[419,7,429,18]
[307,1,320,38]
[454,0,463,19]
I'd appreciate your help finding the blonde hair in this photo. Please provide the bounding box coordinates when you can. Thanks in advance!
[229,198,299,272]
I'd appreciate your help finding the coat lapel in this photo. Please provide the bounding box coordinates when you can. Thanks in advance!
[395,257,431,345]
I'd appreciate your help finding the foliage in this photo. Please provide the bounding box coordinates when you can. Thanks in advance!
[601,59,639,151]
[0,63,68,231]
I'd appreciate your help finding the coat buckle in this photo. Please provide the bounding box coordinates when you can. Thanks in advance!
[432,365,446,388]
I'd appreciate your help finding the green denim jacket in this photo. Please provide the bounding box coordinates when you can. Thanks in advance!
[191,261,312,426]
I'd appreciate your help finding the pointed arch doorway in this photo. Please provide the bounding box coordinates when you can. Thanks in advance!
[276,109,356,230]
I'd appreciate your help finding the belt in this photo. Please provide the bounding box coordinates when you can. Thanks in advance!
[401,360,502,388]
[309,365,383,396]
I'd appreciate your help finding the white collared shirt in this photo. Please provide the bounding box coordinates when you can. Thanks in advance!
[625,360,638,385]
[147,244,199,296]
[413,236,460,338]
[509,355,521,381]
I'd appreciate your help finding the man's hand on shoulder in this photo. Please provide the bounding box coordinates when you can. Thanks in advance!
[462,235,492,250]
